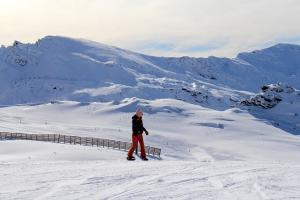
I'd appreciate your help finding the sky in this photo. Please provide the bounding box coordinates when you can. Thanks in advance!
[0,0,300,57]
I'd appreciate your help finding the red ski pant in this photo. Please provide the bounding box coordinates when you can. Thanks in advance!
[128,134,146,158]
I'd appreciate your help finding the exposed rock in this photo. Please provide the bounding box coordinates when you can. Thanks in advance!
[15,57,28,66]
[13,40,22,47]
[241,83,295,109]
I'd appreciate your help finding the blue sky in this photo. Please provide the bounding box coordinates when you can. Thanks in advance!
[0,0,300,57]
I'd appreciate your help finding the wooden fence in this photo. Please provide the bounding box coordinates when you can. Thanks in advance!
[0,132,161,158]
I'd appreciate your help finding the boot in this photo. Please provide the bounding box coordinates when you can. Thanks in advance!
[127,156,135,161]
[141,157,148,161]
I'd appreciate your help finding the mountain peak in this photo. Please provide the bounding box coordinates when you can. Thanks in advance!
[237,43,300,58]
[35,35,117,52]
[269,43,300,49]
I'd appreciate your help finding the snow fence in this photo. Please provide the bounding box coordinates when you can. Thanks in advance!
[0,132,161,158]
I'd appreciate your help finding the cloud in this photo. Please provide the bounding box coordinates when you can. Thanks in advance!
[0,0,300,57]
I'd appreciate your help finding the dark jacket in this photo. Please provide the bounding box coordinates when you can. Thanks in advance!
[132,114,147,135]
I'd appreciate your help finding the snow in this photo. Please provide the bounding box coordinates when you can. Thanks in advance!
[0,140,122,162]
[0,36,300,199]
[1,158,300,200]
[1,100,300,199]
[0,36,299,104]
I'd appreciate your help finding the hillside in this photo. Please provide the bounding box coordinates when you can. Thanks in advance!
[0,36,299,134]
[1,100,300,199]
[1,36,300,199]
[0,36,299,104]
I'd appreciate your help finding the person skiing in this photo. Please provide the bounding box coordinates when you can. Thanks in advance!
[127,108,149,161]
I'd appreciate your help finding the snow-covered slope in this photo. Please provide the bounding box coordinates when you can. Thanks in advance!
[1,100,300,162]
[244,84,300,135]
[1,101,300,199]
[0,36,299,134]
[1,36,300,199]
[0,36,299,105]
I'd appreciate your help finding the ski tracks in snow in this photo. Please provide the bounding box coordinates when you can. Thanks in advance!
[1,161,300,200]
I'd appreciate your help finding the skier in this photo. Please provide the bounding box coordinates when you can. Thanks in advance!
[127,108,149,161]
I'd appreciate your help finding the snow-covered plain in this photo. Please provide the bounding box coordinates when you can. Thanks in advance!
[0,36,300,199]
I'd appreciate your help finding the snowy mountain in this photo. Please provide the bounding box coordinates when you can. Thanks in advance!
[1,36,300,199]
[0,36,299,104]
[0,36,299,134]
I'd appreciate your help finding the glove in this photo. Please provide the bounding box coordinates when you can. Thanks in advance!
[145,130,149,135]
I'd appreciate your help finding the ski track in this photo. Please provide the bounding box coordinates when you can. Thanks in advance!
[0,161,300,200]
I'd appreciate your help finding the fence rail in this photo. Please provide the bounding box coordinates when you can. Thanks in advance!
[0,132,161,158]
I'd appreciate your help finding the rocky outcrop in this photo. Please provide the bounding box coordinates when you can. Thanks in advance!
[241,83,296,109]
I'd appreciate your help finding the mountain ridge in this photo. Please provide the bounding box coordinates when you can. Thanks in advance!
[0,36,299,105]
